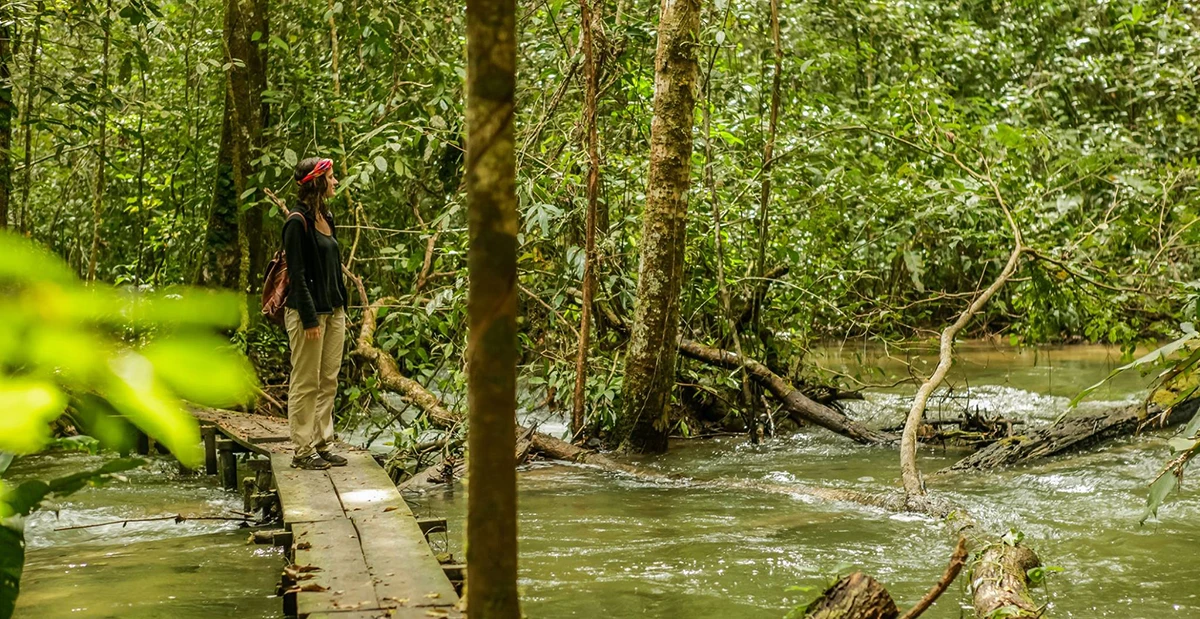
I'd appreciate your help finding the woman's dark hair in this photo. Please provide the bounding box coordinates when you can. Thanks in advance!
[295,157,333,220]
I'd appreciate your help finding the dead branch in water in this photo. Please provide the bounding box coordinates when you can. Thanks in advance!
[54,514,253,531]
[899,155,1024,502]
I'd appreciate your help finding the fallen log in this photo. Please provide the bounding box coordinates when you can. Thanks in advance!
[971,543,1043,618]
[678,338,896,445]
[802,572,899,619]
[947,397,1200,472]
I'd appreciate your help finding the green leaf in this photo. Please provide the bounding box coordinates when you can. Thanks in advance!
[0,523,24,619]
[0,382,68,455]
[141,336,258,408]
[374,156,387,172]
[1142,467,1181,524]
[1067,330,1199,409]
[284,148,298,168]
[104,355,204,468]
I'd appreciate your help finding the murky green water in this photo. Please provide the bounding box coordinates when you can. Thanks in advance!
[409,343,1200,618]
[11,343,1200,618]
[8,454,283,619]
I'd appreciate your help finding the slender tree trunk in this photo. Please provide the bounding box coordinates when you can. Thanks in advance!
[0,1,11,231]
[571,0,601,437]
[465,0,521,616]
[199,0,267,289]
[18,1,42,236]
[86,0,113,280]
[613,0,702,454]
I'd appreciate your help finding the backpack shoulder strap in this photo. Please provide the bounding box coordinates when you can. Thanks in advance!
[285,211,308,231]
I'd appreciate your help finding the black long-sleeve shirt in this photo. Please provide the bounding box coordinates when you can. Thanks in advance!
[283,208,348,329]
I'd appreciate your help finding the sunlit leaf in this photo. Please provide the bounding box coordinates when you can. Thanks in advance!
[105,355,204,468]
[141,336,258,407]
[0,383,68,455]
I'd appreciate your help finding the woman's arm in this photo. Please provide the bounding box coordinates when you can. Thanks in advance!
[283,216,320,329]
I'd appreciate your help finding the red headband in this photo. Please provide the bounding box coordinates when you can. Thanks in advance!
[297,158,334,185]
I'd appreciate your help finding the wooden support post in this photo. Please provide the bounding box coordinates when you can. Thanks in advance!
[217,438,237,491]
[242,477,256,512]
[202,427,218,475]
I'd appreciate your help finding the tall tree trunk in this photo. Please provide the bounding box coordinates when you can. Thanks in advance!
[612,0,702,454]
[465,0,521,616]
[18,1,43,236]
[199,0,267,289]
[86,0,113,281]
[571,0,601,437]
[0,1,11,231]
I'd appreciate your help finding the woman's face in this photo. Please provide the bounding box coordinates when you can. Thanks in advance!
[324,169,338,199]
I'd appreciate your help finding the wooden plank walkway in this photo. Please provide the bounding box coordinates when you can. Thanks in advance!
[190,406,462,619]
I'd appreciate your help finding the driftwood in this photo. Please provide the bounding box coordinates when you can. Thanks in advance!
[947,398,1200,472]
[971,544,1043,618]
[677,338,896,445]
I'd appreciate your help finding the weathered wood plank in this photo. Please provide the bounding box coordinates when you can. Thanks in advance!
[272,453,345,525]
[292,519,380,616]
[352,509,459,607]
[328,451,411,515]
[190,405,291,455]
[307,607,463,619]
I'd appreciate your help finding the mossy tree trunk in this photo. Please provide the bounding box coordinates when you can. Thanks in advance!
[0,0,11,230]
[199,0,267,289]
[464,0,521,616]
[86,0,112,281]
[613,0,702,454]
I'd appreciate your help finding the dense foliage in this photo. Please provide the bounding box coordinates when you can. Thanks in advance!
[5,0,1199,430]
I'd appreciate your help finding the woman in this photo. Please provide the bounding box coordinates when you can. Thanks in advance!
[283,157,350,470]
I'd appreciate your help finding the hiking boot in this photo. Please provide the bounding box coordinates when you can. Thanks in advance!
[317,450,348,467]
[291,453,331,470]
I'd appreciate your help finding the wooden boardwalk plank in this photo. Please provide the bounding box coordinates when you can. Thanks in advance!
[328,451,411,514]
[308,608,462,619]
[352,509,460,607]
[272,453,346,525]
[191,405,291,455]
[193,408,462,617]
[293,519,380,616]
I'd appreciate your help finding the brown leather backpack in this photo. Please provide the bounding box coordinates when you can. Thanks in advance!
[261,212,307,326]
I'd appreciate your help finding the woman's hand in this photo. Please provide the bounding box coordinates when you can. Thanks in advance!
[305,326,322,340]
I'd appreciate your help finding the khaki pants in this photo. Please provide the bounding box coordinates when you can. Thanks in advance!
[285,308,346,458]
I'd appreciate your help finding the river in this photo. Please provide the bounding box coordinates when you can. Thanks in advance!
[12,343,1200,618]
